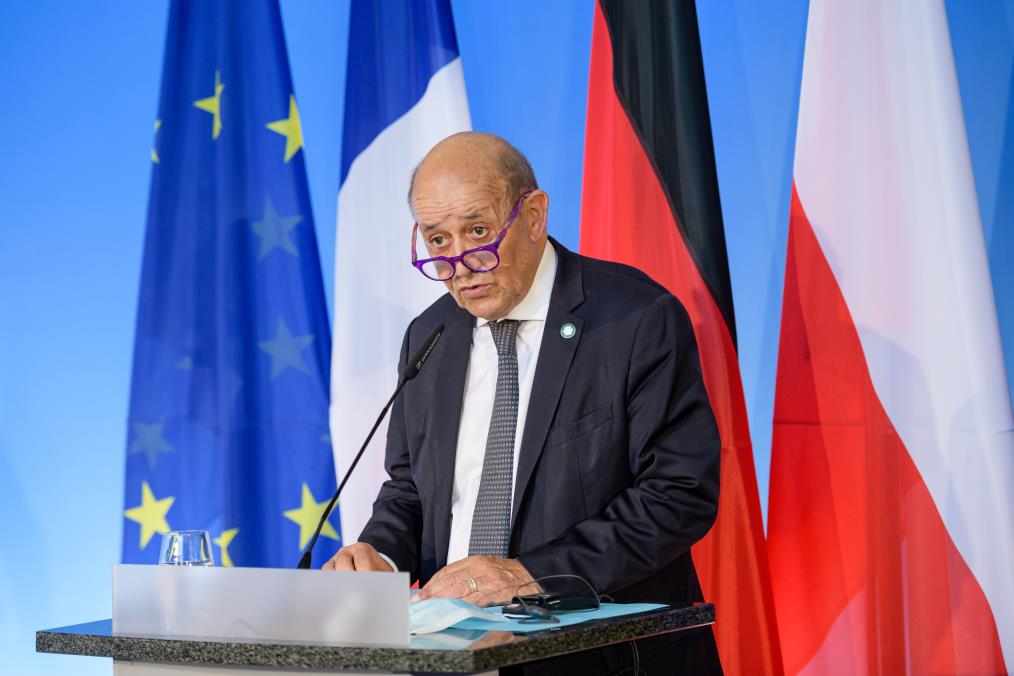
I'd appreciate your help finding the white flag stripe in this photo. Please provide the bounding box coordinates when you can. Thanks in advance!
[331,59,471,544]
[794,0,1014,664]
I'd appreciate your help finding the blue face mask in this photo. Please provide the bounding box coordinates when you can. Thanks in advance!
[410,598,507,635]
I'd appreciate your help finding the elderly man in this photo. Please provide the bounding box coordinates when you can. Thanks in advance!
[325,132,721,673]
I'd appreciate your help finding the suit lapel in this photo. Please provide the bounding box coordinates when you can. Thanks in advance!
[511,240,585,529]
[427,311,473,569]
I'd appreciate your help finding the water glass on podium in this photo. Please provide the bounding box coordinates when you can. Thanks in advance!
[159,530,214,566]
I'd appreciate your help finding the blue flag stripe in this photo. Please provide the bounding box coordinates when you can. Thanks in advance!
[339,0,460,184]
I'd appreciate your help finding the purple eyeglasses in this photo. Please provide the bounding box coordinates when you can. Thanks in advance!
[411,192,532,281]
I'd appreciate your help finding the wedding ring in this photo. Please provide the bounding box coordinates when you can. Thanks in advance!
[466,576,478,593]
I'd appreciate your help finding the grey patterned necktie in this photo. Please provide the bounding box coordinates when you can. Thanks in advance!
[468,319,521,557]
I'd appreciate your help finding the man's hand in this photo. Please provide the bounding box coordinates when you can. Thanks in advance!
[322,542,394,572]
[417,555,535,607]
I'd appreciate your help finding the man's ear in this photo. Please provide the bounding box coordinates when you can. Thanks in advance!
[526,190,549,242]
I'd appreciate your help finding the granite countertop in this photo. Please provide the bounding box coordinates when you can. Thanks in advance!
[37,603,714,673]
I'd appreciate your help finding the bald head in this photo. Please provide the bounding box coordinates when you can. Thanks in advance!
[408,132,538,207]
[408,132,550,321]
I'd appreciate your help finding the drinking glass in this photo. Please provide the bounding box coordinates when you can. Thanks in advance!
[159,530,215,566]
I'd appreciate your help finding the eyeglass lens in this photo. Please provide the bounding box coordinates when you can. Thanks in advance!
[419,248,500,281]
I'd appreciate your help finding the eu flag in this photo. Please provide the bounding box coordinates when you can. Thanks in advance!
[121,0,339,569]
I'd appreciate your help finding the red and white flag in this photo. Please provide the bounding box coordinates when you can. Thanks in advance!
[769,1,1013,674]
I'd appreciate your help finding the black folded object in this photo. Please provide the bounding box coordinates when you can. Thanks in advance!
[502,591,599,618]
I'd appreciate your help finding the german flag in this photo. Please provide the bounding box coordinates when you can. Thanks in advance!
[579,2,782,673]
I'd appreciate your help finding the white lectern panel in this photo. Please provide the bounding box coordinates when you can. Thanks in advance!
[112,564,409,647]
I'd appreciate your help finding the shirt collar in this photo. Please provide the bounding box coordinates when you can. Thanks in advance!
[476,242,557,328]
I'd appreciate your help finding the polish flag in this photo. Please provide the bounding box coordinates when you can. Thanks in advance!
[768,1,1013,674]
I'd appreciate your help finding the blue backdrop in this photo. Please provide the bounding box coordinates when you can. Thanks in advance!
[0,2,1010,674]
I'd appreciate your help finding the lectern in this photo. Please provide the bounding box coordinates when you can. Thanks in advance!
[36,565,715,674]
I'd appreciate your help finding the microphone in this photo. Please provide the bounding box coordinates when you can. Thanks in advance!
[297,323,444,569]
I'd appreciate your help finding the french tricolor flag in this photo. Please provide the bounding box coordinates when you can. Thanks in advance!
[330,0,470,544]
[769,1,1013,673]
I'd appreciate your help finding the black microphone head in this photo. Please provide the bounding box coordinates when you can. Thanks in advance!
[401,323,444,382]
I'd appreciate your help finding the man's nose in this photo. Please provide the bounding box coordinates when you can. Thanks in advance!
[447,241,471,278]
[453,256,472,279]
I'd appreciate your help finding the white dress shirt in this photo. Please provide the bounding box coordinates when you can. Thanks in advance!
[445,242,557,564]
[373,243,557,573]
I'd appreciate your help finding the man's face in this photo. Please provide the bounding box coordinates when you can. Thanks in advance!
[412,170,541,321]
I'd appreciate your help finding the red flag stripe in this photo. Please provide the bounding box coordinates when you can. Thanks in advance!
[768,187,1006,674]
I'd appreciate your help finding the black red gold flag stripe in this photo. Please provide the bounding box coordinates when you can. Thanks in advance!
[595,0,736,345]
[579,1,783,673]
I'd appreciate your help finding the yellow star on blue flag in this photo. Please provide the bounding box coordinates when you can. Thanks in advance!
[151,119,162,163]
[266,95,303,162]
[251,198,302,261]
[258,318,314,379]
[124,481,175,549]
[284,483,340,550]
[214,528,239,567]
[193,70,224,139]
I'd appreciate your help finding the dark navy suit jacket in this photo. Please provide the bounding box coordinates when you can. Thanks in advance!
[359,239,720,605]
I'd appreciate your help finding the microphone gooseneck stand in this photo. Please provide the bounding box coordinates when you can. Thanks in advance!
[297,323,444,569]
